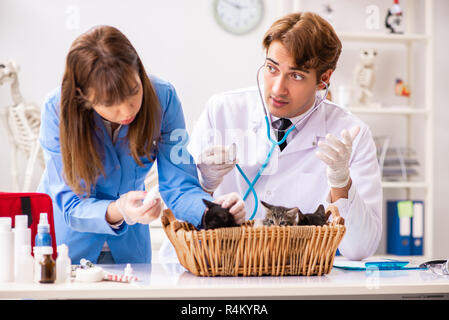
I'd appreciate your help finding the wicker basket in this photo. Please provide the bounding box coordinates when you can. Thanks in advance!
[161,205,346,276]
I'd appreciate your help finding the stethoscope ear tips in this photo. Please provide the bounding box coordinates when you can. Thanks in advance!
[319,80,329,91]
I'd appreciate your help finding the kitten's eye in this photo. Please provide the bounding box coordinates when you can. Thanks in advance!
[269,219,274,224]
[280,221,286,226]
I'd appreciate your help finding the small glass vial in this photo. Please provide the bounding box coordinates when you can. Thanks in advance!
[38,246,55,284]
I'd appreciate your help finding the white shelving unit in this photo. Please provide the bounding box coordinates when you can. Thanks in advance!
[286,0,434,258]
[339,1,434,259]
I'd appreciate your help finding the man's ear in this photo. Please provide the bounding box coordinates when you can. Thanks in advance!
[317,69,333,90]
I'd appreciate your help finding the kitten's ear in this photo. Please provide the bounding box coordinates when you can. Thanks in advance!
[297,209,304,221]
[202,199,216,209]
[315,204,325,216]
[261,201,273,210]
[286,208,299,219]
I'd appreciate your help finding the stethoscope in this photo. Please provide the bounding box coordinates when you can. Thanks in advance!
[235,64,330,220]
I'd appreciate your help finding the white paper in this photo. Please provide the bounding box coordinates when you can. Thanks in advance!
[412,203,424,238]
[399,217,411,236]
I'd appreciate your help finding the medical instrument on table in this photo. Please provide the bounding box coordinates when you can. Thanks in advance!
[419,260,449,276]
[75,266,104,282]
[74,260,139,283]
[333,258,426,271]
[104,272,139,283]
[235,64,330,220]
[80,258,94,269]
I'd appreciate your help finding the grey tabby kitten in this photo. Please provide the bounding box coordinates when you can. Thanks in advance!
[260,201,299,226]
[261,201,331,226]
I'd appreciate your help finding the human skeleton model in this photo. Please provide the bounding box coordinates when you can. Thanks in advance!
[0,61,42,191]
[352,48,377,106]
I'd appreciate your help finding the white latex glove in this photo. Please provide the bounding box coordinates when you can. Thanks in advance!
[316,126,361,188]
[213,192,246,224]
[115,191,162,225]
[197,144,237,193]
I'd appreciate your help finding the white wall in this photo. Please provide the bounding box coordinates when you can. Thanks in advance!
[0,0,447,257]
[433,0,449,259]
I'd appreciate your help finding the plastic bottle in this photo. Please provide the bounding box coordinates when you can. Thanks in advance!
[56,244,71,283]
[124,263,133,277]
[0,218,14,282]
[16,245,34,283]
[37,246,55,284]
[35,213,52,247]
[14,215,31,281]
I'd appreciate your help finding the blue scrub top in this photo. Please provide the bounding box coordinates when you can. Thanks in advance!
[37,75,212,264]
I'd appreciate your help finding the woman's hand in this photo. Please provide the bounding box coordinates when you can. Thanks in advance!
[112,191,162,225]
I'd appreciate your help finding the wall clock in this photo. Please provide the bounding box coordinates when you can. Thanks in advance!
[213,0,264,35]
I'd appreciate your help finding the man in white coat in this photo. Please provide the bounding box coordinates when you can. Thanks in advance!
[188,12,382,261]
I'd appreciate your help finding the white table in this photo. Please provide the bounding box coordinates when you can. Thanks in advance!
[1,256,448,300]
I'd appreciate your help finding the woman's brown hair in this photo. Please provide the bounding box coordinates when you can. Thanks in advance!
[262,12,342,83]
[60,25,161,197]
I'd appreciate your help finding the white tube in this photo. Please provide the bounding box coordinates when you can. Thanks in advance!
[16,245,34,283]
[14,215,31,281]
[0,218,14,282]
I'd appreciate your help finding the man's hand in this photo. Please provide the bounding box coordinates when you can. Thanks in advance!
[213,192,246,224]
[316,126,360,188]
[197,144,237,192]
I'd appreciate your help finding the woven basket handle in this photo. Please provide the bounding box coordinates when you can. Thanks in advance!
[161,209,176,228]
[325,205,345,226]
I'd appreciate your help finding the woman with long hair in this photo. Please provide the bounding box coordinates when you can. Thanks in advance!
[37,25,246,264]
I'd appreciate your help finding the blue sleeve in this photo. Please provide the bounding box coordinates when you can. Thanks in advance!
[155,82,212,227]
[38,88,127,235]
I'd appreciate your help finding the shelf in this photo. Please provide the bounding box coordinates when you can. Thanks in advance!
[338,32,429,43]
[349,107,429,115]
[381,181,428,189]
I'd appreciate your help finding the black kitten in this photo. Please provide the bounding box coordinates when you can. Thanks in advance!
[297,204,331,226]
[201,199,238,230]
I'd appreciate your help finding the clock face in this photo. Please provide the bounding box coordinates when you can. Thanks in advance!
[213,0,264,35]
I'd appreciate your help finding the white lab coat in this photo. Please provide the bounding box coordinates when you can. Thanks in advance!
[187,86,382,261]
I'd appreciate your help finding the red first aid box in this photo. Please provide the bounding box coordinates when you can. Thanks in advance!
[0,192,57,258]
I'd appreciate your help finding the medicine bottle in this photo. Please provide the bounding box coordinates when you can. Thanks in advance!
[56,244,71,283]
[39,246,55,284]
[35,213,52,247]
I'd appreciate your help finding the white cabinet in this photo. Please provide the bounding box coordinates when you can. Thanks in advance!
[285,0,434,258]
